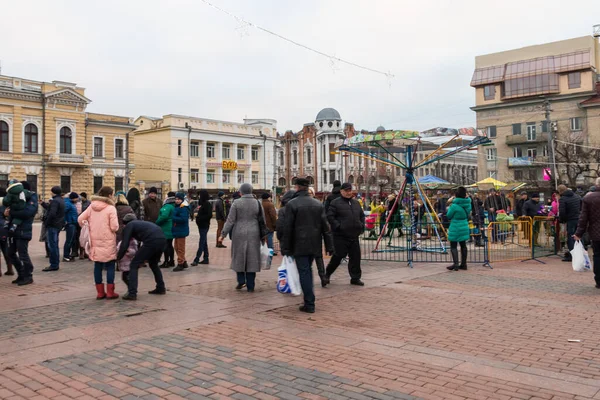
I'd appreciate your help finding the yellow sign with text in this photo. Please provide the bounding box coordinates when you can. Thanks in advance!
[222,160,238,170]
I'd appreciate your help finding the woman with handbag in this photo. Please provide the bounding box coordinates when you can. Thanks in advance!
[218,183,269,292]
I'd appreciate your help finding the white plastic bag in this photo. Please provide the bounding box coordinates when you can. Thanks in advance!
[260,242,270,270]
[277,256,302,296]
[571,240,591,272]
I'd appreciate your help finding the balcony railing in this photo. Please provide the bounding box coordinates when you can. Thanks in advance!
[46,153,89,165]
[507,156,548,168]
[505,132,549,145]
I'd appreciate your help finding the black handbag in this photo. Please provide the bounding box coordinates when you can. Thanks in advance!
[256,200,270,239]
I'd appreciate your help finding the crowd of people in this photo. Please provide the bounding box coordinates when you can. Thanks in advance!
[2,174,600,308]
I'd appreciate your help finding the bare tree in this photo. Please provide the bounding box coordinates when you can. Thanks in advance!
[553,135,600,188]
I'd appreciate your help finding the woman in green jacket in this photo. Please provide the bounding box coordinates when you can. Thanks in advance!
[155,191,176,268]
[446,186,472,271]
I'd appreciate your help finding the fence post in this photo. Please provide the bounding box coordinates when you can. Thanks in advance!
[483,226,492,269]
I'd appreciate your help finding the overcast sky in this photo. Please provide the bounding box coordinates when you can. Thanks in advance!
[2,0,598,132]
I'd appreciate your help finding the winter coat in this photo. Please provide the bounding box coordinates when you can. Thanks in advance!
[484,194,508,212]
[0,205,8,241]
[275,190,296,242]
[115,203,134,242]
[7,192,38,240]
[281,190,333,257]
[558,190,581,223]
[45,194,66,230]
[523,199,540,218]
[64,200,79,225]
[3,182,31,212]
[77,196,119,262]
[116,239,138,272]
[172,202,190,238]
[221,194,263,273]
[81,199,91,213]
[515,198,527,217]
[324,187,341,213]
[142,197,162,223]
[155,198,175,240]
[447,197,472,243]
[215,197,227,221]
[261,199,277,231]
[117,220,166,260]
[327,196,365,239]
[129,199,144,221]
[195,200,212,229]
[576,191,600,241]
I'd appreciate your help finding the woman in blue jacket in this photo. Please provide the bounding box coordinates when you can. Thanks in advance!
[172,192,190,271]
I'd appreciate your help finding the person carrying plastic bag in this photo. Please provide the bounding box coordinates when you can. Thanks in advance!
[277,256,302,295]
[571,240,591,272]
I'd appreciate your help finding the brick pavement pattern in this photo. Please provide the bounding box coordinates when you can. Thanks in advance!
[1,223,600,399]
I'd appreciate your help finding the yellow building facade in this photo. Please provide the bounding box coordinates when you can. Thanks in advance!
[0,75,136,199]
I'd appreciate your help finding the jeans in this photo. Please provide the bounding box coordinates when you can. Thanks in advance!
[266,232,274,268]
[325,236,362,281]
[94,261,116,284]
[46,227,60,269]
[194,227,209,262]
[566,220,578,257]
[236,271,256,291]
[295,256,315,310]
[128,240,166,297]
[8,238,33,281]
[592,241,600,286]
[63,223,76,259]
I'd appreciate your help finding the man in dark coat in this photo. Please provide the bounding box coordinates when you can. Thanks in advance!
[324,182,366,287]
[43,186,65,272]
[515,192,528,218]
[215,191,227,248]
[523,192,541,246]
[142,187,162,223]
[118,215,167,300]
[281,179,332,313]
[574,178,600,288]
[324,180,342,213]
[6,181,38,285]
[558,184,582,262]
[484,188,509,243]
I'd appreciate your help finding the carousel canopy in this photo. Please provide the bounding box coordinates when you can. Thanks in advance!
[419,175,450,185]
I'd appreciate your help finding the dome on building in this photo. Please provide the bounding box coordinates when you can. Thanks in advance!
[376,125,386,132]
[315,108,341,122]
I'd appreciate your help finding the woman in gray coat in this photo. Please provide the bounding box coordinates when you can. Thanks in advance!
[218,183,265,292]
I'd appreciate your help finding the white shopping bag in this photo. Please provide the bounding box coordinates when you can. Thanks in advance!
[277,256,302,296]
[260,242,270,270]
[571,240,591,272]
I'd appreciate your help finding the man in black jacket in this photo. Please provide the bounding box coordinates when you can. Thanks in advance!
[6,181,38,285]
[324,182,366,287]
[281,178,332,313]
[515,192,528,218]
[324,180,342,213]
[43,186,65,272]
[523,192,541,246]
[118,215,167,300]
[558,185,582,262]
[215,191,227,248]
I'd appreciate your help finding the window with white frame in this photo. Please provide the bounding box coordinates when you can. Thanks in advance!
[486,126,497,138]
[59,126,72,154]
[513,147,523,158]
[527,148,537,158]
[570,117,582,131]
[488,170,497,178]
[24,123,38,153]
[191,169,199,184]
[190,141,199,157]
[207,169,215,183]
[207,143,215,158]
[93,137,104,158]
[486,148,497,161]
[252,171,259,185]
[237,147,245,160]
[222,144,231,159]
[178,168,182,183]
[237,170,245,184]
[0,121,9,152]
[526,123,536,141]
[223,170,231,184]
[306,147,312,164]
[114,138,124,159]
[252,146,259,161]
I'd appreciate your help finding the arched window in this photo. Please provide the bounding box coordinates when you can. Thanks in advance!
[291,177,298,185]
[306,176,314,185]
[0,121,9,152]
[59,126,72,154]
[293,149,298,165]
[278,177,286,186]
[357,175,364,185]
[348,175,354,184]
[24,124,38,153]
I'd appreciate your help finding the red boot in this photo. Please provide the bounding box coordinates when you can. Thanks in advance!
[96,284,106,300]
[106,284,119,299]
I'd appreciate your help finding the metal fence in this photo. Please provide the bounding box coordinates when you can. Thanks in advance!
[532,216,558,259]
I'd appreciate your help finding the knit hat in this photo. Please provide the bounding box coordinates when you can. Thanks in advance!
[8,178,19,185]
[51,186,62,195]
[530,192,540,199]
[217,191,225,197]
[341,182,352,191]
[69,192,79,200]
[167,191,176,197]
[261,192,271,199]
[295,178,309,187]
[149,187,158,194]
[123,213,137,223]
[80,192,88,199]
[20,181,31,190]
[175,192,185,200]
[333,180,342,188]
[240,183,253,195]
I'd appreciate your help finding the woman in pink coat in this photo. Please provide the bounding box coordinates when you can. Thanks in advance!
[78,186,119,300]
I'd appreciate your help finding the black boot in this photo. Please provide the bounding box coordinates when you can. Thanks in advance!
[159,261,169,269]
[448,247,459,271]
[460,245,468,270]
[316,257,327,287]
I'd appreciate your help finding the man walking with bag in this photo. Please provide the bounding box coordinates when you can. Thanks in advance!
[574,177,600,288]
[281,178,332,313]
[558,184,581,262]
[323,182,365,287]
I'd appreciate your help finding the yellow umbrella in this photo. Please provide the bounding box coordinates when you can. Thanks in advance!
[468,177,507,189]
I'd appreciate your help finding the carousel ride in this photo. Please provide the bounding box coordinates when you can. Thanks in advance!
[337,128,491,266]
